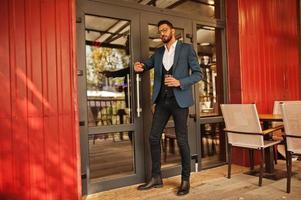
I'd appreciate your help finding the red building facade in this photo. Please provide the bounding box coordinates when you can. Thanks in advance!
[0,0,81,199]
[0,0,299,199]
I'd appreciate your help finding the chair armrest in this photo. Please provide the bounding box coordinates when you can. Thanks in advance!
[224,125,284,136]
[262,125,284,135]
[284,134,301,139]
[223,129,262,136]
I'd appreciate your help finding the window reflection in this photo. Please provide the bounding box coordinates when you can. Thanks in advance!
[197,25,226,167]
[85,15,136,181]
[162,127,181,167]
[89,131,135,180]
[197,25,220,117]
[85,15,132,126]
[200,122,226,167]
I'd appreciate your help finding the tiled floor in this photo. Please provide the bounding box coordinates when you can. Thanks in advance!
[84,160,301,200]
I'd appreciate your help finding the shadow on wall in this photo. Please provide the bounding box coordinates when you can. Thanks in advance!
[0,62,79,200]
[0,193,19,200]
[0,0,80,199]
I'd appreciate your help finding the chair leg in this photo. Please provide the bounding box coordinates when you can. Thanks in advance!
[93,134,96,144]
[259,148,265,186]
[163,134,167,162]
[273,145,278,165]
[227,144,232,179]
[211,124,217,155]
[206,135,211,156]
[200,125,205,158]
[284,138,292,193]
[160,137,164,161]
[249,149,254,171]
[286,152,292,193]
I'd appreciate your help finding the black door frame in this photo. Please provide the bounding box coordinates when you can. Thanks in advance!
[77,0,227,195]
[77,0,144,194]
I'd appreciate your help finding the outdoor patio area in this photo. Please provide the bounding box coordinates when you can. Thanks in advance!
[84,160,301,200]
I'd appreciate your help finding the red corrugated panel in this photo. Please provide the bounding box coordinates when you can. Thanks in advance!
[0,0,80,199]
[0,119,14,197]
[28,117,46,199]
[10,0,30,198]
[0,0,14,198]
[27,0,43,118]
[44,116,61,199]
[0,0,11,119]
[226,0,242,103]
[238,0,299,113]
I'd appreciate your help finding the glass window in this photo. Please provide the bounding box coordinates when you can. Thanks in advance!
[197,25,226,168]
[89,131,135,180]
[200,122,226,167]
[197,25,223,117]
[85,15,132,127]
[85,15,136,181]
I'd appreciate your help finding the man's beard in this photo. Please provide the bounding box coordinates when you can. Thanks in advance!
[161,33,172,43]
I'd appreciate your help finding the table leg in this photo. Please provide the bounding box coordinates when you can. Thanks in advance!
[262,120,275,173]
[264,147,274,173]
[169,138,175,154]
[263,121,270,130]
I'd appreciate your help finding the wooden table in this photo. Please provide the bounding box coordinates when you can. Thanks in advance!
[258,114,283,173]
[259,114,282,129]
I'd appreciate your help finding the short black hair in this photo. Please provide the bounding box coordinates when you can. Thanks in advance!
[157,20,173,28]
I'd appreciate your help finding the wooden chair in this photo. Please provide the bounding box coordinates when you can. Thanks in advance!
[221,104,282,186]
[280,101,301,193]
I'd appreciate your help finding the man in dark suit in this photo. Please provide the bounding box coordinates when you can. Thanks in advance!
[135,20,202,196]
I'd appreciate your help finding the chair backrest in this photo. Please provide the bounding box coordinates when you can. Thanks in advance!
[272,101,283,127]
[221,104,264,148]
[280,101,301,153]
[273,101,282,115]
[272,100,301,127]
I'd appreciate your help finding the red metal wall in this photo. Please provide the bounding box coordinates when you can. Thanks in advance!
[0,0,81,199]
[238,0,300,113]
[227,0,300,112]
[226,0,300,166]
[225,0,242,104]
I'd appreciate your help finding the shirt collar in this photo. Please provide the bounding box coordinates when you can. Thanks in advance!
[164,40,177,51]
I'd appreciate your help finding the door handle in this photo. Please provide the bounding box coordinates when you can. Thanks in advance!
[136,74,142,117]
[126,74,131,114]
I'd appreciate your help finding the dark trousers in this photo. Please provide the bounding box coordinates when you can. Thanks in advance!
[149,96,190,181]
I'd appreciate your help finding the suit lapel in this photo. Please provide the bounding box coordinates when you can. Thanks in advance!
[157,46,164,76]
[173,41,182,73]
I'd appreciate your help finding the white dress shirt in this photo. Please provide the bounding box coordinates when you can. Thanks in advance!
[162,40,177,71]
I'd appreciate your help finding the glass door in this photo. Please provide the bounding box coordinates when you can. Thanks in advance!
[195,24,227,169]
[140,13,199,178]
[77,1,144,194]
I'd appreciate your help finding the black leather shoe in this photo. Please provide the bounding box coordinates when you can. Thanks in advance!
[177,180,190,196]
[137,177,163,190]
